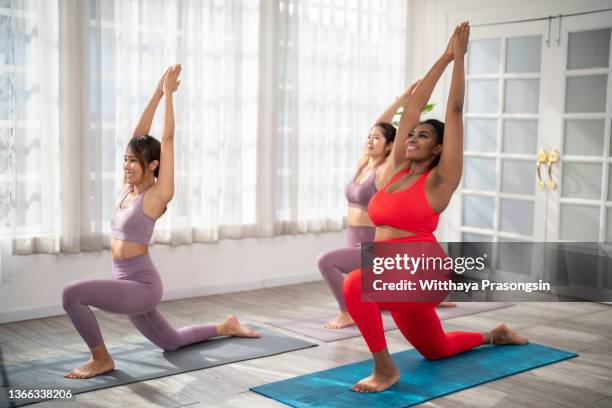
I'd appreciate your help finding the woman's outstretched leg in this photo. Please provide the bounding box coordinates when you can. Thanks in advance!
[390,307,484,360]
[390,306,527,361]
[129,312,260,351]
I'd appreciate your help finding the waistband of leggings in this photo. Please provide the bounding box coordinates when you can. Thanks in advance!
[377,234,437,243]
[111,253,153,268]
[347,225,376,232]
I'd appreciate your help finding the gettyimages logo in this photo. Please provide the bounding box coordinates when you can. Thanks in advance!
[372,253,487,275]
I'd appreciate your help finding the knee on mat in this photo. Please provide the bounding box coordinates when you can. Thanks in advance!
[142,333,181,352]
[421,346,451,361]
[160,343,181,352]
[156,336,184,352]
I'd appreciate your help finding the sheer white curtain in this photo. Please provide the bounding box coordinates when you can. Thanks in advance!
[0,0,60,262]
[275,0,407,234]
[0,0,260,274]
[85,0,260,247]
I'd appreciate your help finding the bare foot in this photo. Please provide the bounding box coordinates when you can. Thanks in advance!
[490,323,528,345]
[64,357,114,379]
[352,362,400,393]
[436,302,457,308]
[220,315,260,338]
[324,311,355,329]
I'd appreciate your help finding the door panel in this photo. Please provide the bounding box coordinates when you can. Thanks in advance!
[538,10,612,301]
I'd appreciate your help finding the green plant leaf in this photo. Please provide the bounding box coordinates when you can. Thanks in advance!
[422,103,435,113]
[391,103,436,127]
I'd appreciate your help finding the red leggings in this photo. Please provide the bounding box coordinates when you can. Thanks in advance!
[343,268,484,359]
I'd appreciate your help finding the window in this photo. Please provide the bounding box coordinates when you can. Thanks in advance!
[0,0,408,253]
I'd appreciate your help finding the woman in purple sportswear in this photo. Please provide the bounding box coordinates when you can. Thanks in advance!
[61,65,259,379]
[316,81,422,329]
[317,81,459,329]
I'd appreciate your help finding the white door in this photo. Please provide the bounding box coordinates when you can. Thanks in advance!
[543,10,612,300]
[453,19,550,286]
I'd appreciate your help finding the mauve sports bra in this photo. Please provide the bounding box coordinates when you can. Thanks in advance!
[111,187,156,245]
[367,168,439,236]
[345,168,378,211]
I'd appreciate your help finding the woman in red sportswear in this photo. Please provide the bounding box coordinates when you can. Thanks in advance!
[343,22,528,393]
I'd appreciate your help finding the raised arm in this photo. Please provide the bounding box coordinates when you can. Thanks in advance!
[375,80,420,124]
[388,27,458,172]
[147,64,181,214]
[132,68,170,137]
[433,22,469,190]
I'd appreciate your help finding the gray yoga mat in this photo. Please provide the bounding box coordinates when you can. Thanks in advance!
[1,326,316,407]
[267,302,514,342]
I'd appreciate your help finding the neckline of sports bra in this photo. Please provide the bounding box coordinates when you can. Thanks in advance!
[383,169,428,195]
[352,166,376,186]
[118,188,145,210]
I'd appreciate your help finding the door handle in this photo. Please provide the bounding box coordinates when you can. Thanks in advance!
[547,149,560,190]
[536,149,549,189]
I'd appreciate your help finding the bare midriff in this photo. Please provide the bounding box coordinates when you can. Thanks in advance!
[347,206,375,227]
[111,239,148,260]
[374,225,417,242]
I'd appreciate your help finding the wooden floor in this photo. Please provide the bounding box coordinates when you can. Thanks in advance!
[1,281,611,407]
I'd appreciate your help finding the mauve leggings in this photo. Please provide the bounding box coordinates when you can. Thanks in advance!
[317,226,376,311]
[62,254,217,351]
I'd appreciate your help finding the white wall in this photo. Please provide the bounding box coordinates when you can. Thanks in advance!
[0,232,344,323]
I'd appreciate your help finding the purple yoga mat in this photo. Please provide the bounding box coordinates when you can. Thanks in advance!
[266,302,514,342]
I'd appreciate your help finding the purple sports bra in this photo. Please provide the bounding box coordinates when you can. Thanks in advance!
[111,187,156,245]
[345,167,378,211]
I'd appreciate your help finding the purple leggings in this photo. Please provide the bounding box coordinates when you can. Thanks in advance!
[62,254,217,351]
[317,226,375,311]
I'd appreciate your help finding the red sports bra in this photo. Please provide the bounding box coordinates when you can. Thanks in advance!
[367,168,439,236]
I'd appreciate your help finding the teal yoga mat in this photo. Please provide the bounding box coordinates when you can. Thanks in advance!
[250,343,577,408]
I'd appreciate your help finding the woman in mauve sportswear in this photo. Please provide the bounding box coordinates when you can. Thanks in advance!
[62,65,259,379]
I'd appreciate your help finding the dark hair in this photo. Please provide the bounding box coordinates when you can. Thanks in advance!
[373,122,397,144]
[421,119,445,168]
[127,135,161,178]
